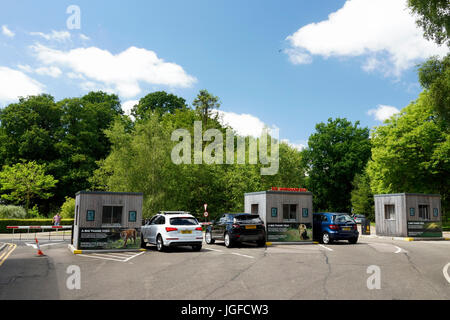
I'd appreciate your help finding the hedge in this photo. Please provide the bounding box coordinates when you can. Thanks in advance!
[0,219,74,233]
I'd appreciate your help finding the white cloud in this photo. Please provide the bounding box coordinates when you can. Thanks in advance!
[368,105,400,121]
[35,66,62,78]
[80,34,90,41]
[0,67,44,104]
[281,139,306,151]
[31,44,197,98]
[286,0,448,76]
[122,100,139,116]
[30,30,71,42]
[216,110,267,138]
[1,25,15,38]
[17,64,33,73]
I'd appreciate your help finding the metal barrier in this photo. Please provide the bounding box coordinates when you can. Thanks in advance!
[6,226,73,242]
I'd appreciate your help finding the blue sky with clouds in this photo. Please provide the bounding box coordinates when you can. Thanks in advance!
[0,0,448,149]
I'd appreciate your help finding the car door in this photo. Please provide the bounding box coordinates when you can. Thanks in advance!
[148,215,163,244]
[142,216,156,240]
[212,214,227,240]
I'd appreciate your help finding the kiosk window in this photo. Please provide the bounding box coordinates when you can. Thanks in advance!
[384,205,395,220]
[409,208,415,216]
[271,207,278,217]
[433,208,438,217]
[302,208,309,217]
[102,206,123,224]
[418,205,429,219]
[283,204,297,220]
[251,204,259,214]
[86,210,95,221]
[128,211,137,222]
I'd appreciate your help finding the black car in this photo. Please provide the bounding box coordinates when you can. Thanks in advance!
[205,213,266,248]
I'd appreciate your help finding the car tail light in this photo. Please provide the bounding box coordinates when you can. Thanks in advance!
[165,227,178,232]
[195,227,202,231]
[232,224,240,229]
[329,224,339,230]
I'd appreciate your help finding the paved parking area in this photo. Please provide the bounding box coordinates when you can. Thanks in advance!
[0,236,449,300]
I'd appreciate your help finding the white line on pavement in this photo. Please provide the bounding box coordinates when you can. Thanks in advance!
[318,244,333,251]
[443,263,450,284]
[394,246,407,254]
[204,248,224,253]
[231,252,254,259]
[124,251,145,262]
[78,254,125,262]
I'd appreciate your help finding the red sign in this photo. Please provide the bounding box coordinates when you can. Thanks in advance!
[204,211,209,217]
[271,187,308,192]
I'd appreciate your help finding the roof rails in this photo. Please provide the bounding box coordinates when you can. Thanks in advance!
[158,211,191,215]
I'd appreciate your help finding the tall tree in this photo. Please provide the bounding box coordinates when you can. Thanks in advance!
[350,170,374,221]
[0,161,58,211]
[131,91,187,121]
[302,118,371,212]
[367,91,450,217]
[408,0,450,46]
[193,89,221,127]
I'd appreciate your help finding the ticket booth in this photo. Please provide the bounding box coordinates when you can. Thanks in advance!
[244,188,314,243]
[374,193,442,238]
[72,191,144,251]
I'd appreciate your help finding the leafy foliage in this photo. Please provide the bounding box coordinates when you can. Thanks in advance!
[408,0,450,46]
[350,170,374,221]
[367,91,450,217]
[131,91,187,121]
[60,197,76,219]
[0,161,58,211]
[301,118,371,213]
[0,205,27,219]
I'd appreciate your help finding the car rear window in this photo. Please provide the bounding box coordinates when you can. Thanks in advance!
[235,215,262,224]
[333,214,354,223]
[170,217,198,225]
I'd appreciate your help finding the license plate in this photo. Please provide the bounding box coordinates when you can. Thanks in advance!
[342,227,351,231]
[245,225,256,229]
[180,230,192,234]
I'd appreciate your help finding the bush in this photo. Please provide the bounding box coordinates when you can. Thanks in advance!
[60,197,75,219]
[0,205,27,219]
[0,219,74,233]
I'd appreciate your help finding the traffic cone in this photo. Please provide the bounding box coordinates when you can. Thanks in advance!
[35,237,45,256]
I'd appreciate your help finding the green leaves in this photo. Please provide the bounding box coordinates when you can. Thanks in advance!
[302,118,371,212]
[0,161,58,212]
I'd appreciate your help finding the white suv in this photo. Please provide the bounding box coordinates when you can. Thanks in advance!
[140,211,203,252]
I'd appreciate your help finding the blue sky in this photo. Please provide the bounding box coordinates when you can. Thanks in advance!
[0,0,448,149]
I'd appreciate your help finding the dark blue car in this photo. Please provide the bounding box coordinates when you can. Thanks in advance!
[313,213,359,244]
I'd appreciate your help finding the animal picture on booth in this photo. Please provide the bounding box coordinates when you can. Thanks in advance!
[120,229,137,247]
[298,224,310,240]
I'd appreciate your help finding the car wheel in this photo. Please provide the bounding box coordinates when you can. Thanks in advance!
[322,232,332,244]
[205,230,215,244]
[349,237,358,244]
[224,233,233,248]
[156,235,165,252]
[140,233,146,249]
[192,244,202,251]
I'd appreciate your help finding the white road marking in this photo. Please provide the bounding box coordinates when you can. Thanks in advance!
[318,244,334,251]
[394,246,407,254]
[204,248,224,253]
[231,252,254,259]
[443,263,450,284]
[77,251,146,263]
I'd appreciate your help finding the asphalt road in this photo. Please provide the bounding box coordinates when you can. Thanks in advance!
[0,236,449,300]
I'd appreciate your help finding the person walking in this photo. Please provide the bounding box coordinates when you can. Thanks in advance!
[53,213,61,226]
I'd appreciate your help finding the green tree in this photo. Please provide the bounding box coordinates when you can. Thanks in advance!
[408,0,450,46]
[417,54,450,125]
[0,161,58,212]
[193,89,221,127]
[60,197,76,219]
[367,91,450,217]
[131,91,187,121]
[302,118,371,212]
[350,170,374,221]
